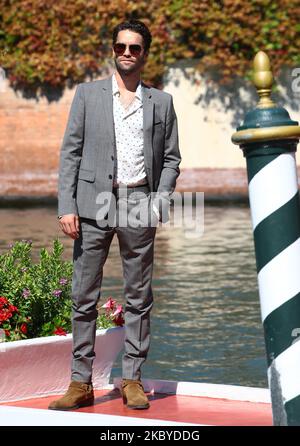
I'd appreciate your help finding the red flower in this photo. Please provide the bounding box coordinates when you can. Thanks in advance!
[113,313,125,327]
[9,305,19,314]
[0,299,18,324]
[102,297,116,311]
[0,310,13,322]
[54,327,67,336]
[20,323,27,334]
[0,297,8,308]
[112,304,123,317]
[4,329,10,337]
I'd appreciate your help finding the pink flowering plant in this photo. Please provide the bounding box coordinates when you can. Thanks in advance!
[96,297,125,329]
[0,239,124,342]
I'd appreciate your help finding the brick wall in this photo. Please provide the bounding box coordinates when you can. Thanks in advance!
[0,63,299,198]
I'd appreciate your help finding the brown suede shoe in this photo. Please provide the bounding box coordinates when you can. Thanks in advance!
[121,379,150,409]
[48,381,94,411]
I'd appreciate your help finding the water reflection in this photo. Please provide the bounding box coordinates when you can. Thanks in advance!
[0,204,267,387]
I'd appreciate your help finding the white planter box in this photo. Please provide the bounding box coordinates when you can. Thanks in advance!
[0,326,125,403]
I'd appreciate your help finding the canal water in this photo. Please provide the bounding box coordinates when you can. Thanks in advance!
[0,204,268,388]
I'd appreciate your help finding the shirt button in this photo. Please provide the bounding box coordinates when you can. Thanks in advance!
[109,174,112,179]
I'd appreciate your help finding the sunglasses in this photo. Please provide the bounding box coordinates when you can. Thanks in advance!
[113,43,143,57]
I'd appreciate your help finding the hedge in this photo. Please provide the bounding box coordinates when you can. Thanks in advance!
[0,0,299,92]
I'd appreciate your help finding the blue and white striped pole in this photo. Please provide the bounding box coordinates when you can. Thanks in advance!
[232,51,300,425]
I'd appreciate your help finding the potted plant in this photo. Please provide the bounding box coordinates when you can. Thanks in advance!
[0,240,125,403]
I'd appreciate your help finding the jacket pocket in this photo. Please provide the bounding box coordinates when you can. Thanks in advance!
[78,168,96,182]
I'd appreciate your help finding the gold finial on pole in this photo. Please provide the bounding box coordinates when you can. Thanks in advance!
[253,51,276,109]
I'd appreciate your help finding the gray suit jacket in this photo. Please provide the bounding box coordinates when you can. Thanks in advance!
[58,74,181,222]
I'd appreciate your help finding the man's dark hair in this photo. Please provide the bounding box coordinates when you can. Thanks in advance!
[112,20,152,53]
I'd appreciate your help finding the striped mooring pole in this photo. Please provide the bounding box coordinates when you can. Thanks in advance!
[232,51,300,426]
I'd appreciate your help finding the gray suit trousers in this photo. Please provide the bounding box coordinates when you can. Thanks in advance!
[71,187,157,383]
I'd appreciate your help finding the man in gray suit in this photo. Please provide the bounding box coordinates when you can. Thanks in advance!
[49,19,181,411]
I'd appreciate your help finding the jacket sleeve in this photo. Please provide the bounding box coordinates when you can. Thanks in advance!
[154,95,182,222]
[159,95,181,194]
[57,83,84,217]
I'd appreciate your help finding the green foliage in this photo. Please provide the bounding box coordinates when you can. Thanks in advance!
[96,313,117,330]
[0,239,73,339]
[0,0,299,92]
[0,239,124,342]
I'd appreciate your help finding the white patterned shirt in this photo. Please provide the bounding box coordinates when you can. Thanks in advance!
[112,72,148,187]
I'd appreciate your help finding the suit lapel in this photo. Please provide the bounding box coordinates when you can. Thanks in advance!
[142,84,154,183]
[101,75,115,146]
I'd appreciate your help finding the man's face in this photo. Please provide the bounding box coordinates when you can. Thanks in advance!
[113,30,148,76]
